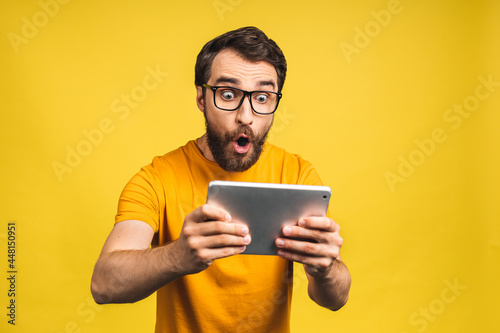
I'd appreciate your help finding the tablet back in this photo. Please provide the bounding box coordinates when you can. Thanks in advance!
[207,181,331,255]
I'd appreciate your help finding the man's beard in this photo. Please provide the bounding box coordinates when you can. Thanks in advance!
[204,114,272,172]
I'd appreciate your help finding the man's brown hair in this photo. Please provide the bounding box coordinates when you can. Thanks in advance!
[195,26,287,93]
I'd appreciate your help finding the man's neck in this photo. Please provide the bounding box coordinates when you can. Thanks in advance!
[196,134,215,162]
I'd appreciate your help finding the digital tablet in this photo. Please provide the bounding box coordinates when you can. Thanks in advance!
[206,180,331,255]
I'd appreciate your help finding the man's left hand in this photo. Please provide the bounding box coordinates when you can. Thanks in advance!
[275,217,343,279]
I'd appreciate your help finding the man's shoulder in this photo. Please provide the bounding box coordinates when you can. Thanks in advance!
[130,140,197,181]
[150,140,197,166]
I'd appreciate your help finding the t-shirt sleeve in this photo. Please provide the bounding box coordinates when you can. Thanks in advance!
[296,157,333,218]
[296,156,325,187]
[115,164,164,232]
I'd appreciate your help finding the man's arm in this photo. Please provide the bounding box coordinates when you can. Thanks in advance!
[91,205,251,304]
[305,257,351,311]
[275,217,351,311]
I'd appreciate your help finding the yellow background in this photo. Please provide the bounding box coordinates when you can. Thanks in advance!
[1,0,499,332]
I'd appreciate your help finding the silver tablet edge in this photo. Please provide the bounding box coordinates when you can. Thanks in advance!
[207,180,331,195]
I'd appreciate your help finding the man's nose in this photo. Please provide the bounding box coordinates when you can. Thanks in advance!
[235,95,254,126]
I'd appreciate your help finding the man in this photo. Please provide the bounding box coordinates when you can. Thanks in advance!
[91,26,350,332]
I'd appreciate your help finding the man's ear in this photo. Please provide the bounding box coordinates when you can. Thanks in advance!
[196,86,205,112]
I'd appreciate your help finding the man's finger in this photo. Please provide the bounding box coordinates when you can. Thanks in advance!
[190,204,232,223]
[198,221,250,237]
[277,248,334,270]
[276,238,339,259]
[197,245,248,262]
[190,233,252,250]
[183,221,249,238]
[298,217,339,232]
[281,224,329,243]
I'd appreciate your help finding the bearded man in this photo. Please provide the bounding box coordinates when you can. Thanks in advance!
[91,26,350,333]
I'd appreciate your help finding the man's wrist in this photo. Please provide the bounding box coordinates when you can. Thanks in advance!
[155,241,186,280]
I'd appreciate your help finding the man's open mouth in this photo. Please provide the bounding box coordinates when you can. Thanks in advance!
[237,136,249,147]
[233,134,251,154]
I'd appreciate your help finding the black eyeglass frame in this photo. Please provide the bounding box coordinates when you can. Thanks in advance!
[203,84,282,115]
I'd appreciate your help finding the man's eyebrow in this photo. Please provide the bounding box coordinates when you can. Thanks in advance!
[214,77,239,85]
[213,77,277,90]
[257,80,276,90]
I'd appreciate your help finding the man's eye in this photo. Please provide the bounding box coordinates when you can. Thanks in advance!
[254,94,269,103]
[220,90,236,100]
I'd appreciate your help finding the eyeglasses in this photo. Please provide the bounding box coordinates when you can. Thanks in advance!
[203,84,282,115]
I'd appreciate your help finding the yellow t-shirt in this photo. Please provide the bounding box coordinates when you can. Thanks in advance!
[115,140,326,333]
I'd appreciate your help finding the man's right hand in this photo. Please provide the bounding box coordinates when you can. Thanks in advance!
[171,204,251,275]
[91,204,250,304]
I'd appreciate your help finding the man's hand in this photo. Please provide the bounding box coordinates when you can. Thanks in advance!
[91,205,251,304]
[275,217,350,310]
[172,204,251,275]
[275,217,342,278]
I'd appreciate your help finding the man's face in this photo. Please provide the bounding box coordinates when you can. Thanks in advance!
[197,49,277,172]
